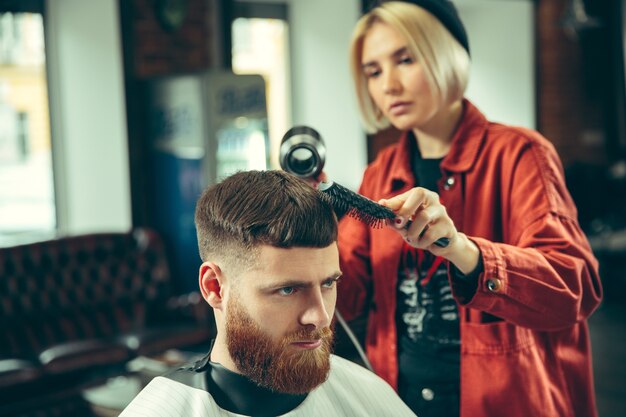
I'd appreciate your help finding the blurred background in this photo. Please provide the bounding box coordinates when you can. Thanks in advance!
[0,0,624,416]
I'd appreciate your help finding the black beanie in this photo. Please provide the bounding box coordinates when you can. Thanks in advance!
[367,0,470,55]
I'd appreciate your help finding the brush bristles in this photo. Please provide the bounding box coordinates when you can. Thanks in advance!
[319,181,395,229]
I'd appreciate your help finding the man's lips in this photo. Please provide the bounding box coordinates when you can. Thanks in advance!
[291,339,323,349]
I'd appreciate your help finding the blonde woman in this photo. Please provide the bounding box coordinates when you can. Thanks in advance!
[337,1,602,416]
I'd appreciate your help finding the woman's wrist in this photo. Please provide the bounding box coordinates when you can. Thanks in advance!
[447,233,481,275]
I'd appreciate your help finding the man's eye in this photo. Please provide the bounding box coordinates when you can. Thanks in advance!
[322,278,339,289]
[278,287,296,296]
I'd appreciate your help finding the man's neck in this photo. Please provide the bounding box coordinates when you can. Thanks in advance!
[209,336,238,373]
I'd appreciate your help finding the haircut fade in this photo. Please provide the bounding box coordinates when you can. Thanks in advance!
[194,170,338,273]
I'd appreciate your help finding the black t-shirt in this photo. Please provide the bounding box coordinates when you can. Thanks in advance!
[396,136,460,396]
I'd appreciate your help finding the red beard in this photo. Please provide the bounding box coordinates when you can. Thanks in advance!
[225,297,334,394]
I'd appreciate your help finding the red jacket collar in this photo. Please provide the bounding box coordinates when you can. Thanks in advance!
[384,99,488,194]
[442,99,489,173]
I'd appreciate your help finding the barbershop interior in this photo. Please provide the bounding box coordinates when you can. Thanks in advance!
[0,0,625,416]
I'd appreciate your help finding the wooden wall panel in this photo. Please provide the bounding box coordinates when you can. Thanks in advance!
[129,0,213,78]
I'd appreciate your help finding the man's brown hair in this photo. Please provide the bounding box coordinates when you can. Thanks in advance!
[194,170,338,273]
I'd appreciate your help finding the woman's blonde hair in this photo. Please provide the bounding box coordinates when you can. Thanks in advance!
[350,1,470,133]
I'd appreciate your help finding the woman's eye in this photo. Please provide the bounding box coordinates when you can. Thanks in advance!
[399,56,414,65]
[278,287,296,296]
[364,69,380,78]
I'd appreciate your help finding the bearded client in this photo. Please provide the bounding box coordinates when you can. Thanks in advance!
[119,170,416,417]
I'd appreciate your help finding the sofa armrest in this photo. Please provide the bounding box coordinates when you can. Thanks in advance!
[39,339,130,374]
[119,324,213,357]
[0,358,42,388]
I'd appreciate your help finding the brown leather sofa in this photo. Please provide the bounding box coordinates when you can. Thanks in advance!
[0,228,214,416]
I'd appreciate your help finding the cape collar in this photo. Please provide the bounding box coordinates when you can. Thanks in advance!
[168,345,308,417]
[207,360,307,416]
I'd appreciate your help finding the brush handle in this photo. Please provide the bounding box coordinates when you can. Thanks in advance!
[409,221,450,248]
[433,238,450,248]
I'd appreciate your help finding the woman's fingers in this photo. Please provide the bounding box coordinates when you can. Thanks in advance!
[380,187,455,250]
[381,188,454,250]
[379,188,433,222]
[404,203,443,241]
[416,222,448,248]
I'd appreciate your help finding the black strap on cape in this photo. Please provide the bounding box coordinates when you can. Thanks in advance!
[164,345,308,417]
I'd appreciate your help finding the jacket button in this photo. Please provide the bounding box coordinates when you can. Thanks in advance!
[487,278,502,292]
[443,176,455,190]
[421,388,435,401]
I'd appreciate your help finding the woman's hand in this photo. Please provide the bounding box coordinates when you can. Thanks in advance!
[379,187,481,274]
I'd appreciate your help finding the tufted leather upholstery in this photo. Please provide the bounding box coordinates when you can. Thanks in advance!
[0,228,213,412]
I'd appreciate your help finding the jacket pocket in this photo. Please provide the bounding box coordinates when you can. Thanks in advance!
[461,320,535,355]
[460,321,564,416]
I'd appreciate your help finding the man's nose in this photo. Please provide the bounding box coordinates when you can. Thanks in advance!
[299,289,332,329]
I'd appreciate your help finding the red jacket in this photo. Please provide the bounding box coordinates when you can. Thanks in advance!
[337,100,602,417]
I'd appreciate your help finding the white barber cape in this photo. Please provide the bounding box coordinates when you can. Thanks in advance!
[120,355,416,417]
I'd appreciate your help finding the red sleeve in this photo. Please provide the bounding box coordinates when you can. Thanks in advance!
[452,139,602,330]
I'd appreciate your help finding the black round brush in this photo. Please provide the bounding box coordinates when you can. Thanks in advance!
[318,180,449,247]
[318,180,395,228]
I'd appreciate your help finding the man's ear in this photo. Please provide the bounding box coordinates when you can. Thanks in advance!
[199,262,225,310]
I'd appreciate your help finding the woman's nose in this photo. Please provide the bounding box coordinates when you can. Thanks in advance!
[382,68,401,94]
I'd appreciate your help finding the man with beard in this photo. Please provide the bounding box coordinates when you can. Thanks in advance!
[120,170,416,417]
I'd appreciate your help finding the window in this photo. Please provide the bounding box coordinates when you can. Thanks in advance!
[231,2,291,169]
[0,4,55,246]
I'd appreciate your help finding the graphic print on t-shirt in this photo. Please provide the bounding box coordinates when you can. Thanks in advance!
[397,250,459,347]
